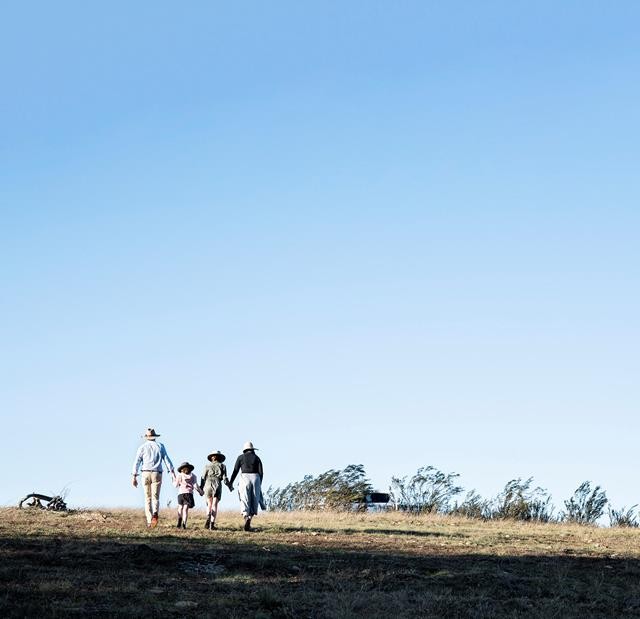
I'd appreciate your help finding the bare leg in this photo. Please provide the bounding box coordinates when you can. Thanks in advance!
[211,496,220,528]
[205,496,213,528]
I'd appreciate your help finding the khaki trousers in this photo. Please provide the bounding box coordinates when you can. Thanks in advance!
[142,471,162,523]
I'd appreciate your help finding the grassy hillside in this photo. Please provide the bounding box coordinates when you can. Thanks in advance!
[2,507,640,617]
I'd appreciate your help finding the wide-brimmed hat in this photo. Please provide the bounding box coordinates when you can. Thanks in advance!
[207,450,226,462]
[177,462,194,473]
[143,428,161,439]
[243,441,258,451]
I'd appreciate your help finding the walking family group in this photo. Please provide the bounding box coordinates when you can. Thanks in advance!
[131,428,265,531]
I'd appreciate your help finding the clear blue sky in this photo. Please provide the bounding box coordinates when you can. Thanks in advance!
[2,2,638,516]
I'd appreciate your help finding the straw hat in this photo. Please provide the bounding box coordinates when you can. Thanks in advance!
[243,441,258,451]
[207,450,226,462]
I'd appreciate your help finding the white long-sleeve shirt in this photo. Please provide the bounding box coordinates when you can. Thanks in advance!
[132,440,174,475]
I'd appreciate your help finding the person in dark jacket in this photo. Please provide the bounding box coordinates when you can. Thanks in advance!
[228,441,265,531]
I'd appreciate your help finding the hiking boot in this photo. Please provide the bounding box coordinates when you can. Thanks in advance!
[204,515,211,529]
[150,513,159,528]
[176,517,182,528]
[182,522,186,529]
[244,517,252,531]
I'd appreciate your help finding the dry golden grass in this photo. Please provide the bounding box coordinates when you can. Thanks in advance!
[2,507,640,617]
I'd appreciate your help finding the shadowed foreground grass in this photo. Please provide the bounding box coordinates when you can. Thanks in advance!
[2,507,640,617]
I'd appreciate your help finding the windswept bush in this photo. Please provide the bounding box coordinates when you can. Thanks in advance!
[562,481,608,525]
[264,477,310,511]
[492,478,555,522]
[390,466,463,514]
[608,505,639,528]
[266,466,623,528]
[451,490,492,520]
[264,464,374,511]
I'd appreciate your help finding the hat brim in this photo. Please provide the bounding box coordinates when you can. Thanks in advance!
[178,466,194,473]
[207,453,226,462]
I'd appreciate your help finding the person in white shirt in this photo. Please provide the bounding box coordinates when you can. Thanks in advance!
[131,428,175,528]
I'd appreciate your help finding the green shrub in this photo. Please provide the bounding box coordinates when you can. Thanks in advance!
[492,478,555,522]
[390,466,463,514]
[451,490,492,520]
[562,481,608,525]
[608,505,638,528]
[264,464,373,511]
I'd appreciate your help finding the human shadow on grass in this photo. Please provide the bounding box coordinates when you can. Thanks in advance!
[3,535,640,618]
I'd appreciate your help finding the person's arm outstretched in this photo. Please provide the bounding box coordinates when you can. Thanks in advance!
[228,455,242,488]
[194,473,204,496]
[160,443,175,475]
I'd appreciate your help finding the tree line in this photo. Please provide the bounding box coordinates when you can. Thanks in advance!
[264,464,637,527]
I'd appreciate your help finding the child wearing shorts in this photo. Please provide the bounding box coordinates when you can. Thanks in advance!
[200,450,231,530]
[171,462,203,529]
